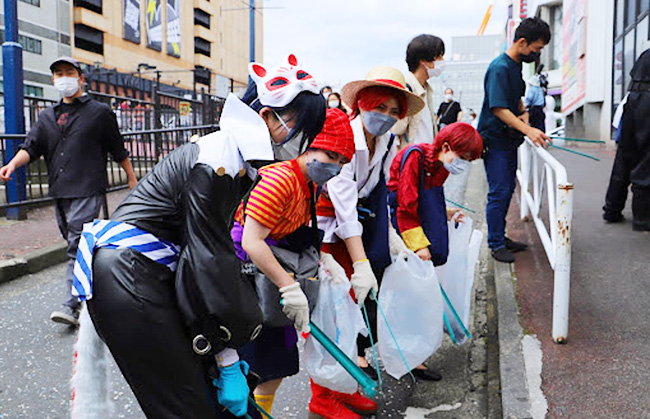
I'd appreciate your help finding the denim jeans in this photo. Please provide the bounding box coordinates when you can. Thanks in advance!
[484,149,518,250]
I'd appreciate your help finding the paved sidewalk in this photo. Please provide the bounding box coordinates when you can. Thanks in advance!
[507,145,650,418]
[0,189,131,282]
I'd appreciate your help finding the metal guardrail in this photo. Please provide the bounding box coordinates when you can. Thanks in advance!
[516,132,574,344]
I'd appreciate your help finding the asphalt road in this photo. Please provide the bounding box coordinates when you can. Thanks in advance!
[0,263,418,418]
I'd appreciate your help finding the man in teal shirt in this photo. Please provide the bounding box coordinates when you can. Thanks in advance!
[478,18,551,263]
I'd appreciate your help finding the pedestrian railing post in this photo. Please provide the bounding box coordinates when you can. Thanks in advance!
[552,183,573,343]
[518,144,530,220]
[516,133,573,343]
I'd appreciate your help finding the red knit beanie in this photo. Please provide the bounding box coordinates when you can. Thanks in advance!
[309,108,355,161]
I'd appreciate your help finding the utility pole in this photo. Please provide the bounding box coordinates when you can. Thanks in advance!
[249,0,255,63]
[2,0,26,219]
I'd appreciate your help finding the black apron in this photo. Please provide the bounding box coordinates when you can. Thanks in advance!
[357,134,395,276]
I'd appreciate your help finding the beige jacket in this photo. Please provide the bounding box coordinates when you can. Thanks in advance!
[391,71,437,148]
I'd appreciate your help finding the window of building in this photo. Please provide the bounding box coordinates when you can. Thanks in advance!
[637,16,649,57]
[74,0,102,14]
[613,39,624,104]
[0,30,43,54]
[613,0,649,108]
[626,0,637,28]
[24,84,44,97]
[194,8,210,29]
[75,24,104,55]
[617,0,626,36]
[194,36,211,56]
[19,0,40,7]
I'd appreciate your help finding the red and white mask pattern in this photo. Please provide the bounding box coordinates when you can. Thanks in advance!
[248,54,319,108]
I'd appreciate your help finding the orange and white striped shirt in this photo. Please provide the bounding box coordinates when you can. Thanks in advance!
[235,159,313,240]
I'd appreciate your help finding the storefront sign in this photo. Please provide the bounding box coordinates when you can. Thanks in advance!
[123,0,140,44]
[561,0,587,114]
[167,0,181,57]
[145,0,162,51]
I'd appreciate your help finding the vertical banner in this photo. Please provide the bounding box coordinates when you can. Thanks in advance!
[561,0,587,114]
[167,0,181,57]
[145,0,162,51]
[123,0,141,43]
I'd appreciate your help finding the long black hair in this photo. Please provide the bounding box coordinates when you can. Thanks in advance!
[241,82,327,150]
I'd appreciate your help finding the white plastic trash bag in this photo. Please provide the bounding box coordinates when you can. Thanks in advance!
[436,217,483,345]
[304,261,367,394]
[378,250,444,380]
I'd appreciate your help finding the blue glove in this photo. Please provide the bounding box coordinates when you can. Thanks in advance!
[212,360,250,417]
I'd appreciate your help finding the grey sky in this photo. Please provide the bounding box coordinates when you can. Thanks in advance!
[263,0,509,90]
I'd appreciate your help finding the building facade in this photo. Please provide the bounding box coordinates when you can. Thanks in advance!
[428,34,504,122]
[0,0,72,101]
[526,0,650,140]
[72,0,263,97]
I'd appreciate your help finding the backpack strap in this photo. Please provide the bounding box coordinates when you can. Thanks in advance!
[399,144,426,187]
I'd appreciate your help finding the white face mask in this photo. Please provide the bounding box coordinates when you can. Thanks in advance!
[328,99,340,108]
[427,60,446,78]
[53,77,80,98]
[445,94,453,101]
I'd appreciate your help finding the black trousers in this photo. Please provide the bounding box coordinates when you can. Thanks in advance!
[54,195,103,309]
[604,91,650,228]
[88,247,259,418]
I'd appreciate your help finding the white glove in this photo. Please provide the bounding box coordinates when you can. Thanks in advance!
[388,226,408,256]
[279,282,311,333]
[320,253,344,284]
[350,260,378,306]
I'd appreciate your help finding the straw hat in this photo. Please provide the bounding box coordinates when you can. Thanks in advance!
[341,66,425,117]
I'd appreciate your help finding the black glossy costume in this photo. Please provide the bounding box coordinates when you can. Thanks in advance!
[88,142,265,417]
[604,48,650,230]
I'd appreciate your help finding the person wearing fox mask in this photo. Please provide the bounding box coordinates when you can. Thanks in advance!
[70,55,325,418]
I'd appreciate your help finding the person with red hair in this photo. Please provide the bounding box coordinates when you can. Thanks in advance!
[313,66,424,418]
[388,122,483,263]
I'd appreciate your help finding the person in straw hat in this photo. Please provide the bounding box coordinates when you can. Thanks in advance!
[312,66,424,418]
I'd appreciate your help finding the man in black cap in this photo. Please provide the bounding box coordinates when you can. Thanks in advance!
[604,43,650,231]
[0,56,137,326]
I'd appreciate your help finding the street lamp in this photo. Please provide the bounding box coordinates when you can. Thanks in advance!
[137,63,156,99]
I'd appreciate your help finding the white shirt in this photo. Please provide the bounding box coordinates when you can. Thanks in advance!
[412,90,434,144]
[318,116,397,243]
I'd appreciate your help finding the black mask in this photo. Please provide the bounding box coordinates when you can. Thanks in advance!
[520,51,540,63]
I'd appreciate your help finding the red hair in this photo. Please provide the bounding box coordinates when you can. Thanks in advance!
[433,122,483,160]
[350,86,408,120]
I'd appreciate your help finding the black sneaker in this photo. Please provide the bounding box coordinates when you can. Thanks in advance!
[632,222,650,232]
[360,364,379,381]
[50,305,80,327]
[603,212,624,223]
[412,366,442,381]
[505,237,528,253]
[491,247,515,263]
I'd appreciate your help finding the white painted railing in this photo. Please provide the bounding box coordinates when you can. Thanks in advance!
[516,135,573,343]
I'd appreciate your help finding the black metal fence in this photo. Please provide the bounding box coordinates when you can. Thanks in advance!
[1,90,224,215]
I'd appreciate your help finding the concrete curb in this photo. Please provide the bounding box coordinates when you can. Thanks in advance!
[494,260,532,419]
[0,242,67,284]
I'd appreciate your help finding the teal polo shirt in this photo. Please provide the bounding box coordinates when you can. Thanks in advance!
[477,53,526,151]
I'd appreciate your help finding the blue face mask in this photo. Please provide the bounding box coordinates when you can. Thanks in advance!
[361,111,397,137]
[306,159,342,185]
[443,157,471,175]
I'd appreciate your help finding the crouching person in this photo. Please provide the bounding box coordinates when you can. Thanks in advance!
[233,108,355,417]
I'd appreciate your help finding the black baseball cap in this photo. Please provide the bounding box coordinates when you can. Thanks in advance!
[50,56,82,74]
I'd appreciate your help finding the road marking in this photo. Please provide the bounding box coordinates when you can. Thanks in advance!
[523,334,548,419]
